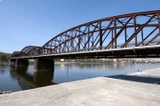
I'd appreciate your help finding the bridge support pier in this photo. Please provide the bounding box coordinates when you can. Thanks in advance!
[34,58,54,85]
[14,59,29,67]
[34,58,54,71]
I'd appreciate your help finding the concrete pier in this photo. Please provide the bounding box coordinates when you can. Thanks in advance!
[10,59,29,67]
[33,58,54,85]
[34,58,54,71]
[0,68,160,106]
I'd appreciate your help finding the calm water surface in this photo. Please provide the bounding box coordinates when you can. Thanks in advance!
[0,62,160,92]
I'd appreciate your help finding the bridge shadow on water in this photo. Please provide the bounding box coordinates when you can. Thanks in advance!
[108,75,160,84]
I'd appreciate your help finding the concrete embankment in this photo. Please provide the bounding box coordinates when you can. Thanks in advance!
[109,68,160,84]
[0,68,160,106]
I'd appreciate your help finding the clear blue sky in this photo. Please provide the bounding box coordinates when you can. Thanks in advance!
[0,0,160,53]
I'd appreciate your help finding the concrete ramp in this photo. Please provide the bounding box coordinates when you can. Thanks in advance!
[0,77,160,106]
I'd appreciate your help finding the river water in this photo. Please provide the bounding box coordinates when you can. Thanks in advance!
[0,62,160,92]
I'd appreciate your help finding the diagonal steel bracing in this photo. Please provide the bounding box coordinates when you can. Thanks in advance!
[11,10,160,58]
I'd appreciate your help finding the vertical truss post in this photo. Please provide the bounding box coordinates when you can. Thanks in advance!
[134,16,138,46]
[88,26,90,50]
[141,29,144,46]
[114,19,117,48]
[111,28,114,49]
[124,26,127,47]
[158,14,160,38]
[99,21,103,50]
[78,30,81,51]
[92,30,94,49]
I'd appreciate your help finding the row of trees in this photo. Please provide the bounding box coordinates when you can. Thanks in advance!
[0,52,11,64]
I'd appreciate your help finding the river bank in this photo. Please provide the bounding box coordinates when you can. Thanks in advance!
[0,67,160,106]
[1,62,160,92]
[0,91,12,94]
[128,68,160,77]
[109,68,160,84]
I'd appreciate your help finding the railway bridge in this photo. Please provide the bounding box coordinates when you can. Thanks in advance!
[10,10,160,70]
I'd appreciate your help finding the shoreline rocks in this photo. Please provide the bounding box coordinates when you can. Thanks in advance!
[0,91,12,94]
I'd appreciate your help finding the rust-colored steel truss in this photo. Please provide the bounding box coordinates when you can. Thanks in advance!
[11,10,160,57]
[18,46,42,56]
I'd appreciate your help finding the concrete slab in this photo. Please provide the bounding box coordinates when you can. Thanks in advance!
[0,76,160,106]
[128,68,160,78]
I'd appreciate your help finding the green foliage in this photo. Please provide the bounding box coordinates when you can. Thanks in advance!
[0,52,11,63]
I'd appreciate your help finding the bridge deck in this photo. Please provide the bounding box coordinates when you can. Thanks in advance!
[10,45,160,59]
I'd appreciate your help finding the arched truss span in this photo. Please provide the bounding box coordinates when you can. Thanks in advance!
[18,46,42,56]
[11,51,20,57]
[11,46,53,57]
[42,10,160,54]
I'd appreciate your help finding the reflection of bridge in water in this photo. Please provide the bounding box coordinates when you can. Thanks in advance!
[10,10,160,75]
[10,66,55,90]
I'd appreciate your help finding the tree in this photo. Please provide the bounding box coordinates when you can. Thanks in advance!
[0,52,11,62]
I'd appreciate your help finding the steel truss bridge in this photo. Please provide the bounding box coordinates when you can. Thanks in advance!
[11,10,160,59]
